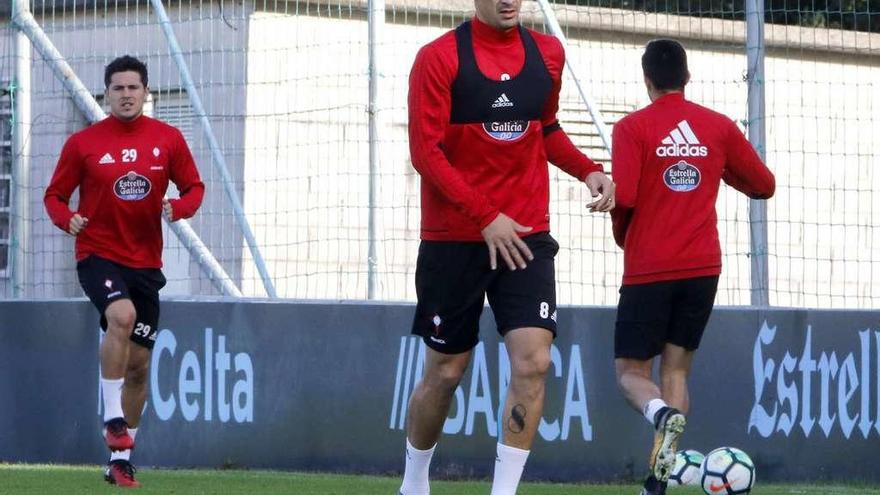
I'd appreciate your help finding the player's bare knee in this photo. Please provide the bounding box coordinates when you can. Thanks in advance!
[614,368,625,388]
[616,360,650,386]
[106,310,136,334]
[434,366,464,389]
[615,368,632,392]
[511,349,551,383]
[426,364,466,392]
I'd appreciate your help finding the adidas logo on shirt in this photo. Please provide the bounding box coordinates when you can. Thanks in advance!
[655,120,708,157]
[491,93,514,108]
[98,153,116,165]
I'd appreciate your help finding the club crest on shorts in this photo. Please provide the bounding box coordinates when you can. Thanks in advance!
[663,160,701,192]
[114,171,152,201]
[429,314,446,344]
[483,121,528,141]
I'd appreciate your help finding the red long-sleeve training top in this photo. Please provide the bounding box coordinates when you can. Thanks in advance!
[409,17,602,241]
[45,114,205,269]
[611,92,775,285]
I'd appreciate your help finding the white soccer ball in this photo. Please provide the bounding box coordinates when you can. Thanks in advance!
[700,447,756,494]
[668,449,704,486]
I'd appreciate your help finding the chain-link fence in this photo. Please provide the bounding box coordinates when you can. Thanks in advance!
[1,0,877,306]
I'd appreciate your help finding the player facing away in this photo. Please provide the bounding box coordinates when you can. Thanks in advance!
[399,1,615,494]
[44,55,204,488]
[610,39,775,495]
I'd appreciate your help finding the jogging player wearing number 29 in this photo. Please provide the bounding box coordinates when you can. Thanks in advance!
[610,40,775,495]
[44,55,204,489]
[398,1,616,495]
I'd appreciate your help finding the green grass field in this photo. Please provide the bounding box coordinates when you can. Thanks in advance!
[0,464,877,495]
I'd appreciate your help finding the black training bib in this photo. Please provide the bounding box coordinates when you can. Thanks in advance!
[449,21,553,125]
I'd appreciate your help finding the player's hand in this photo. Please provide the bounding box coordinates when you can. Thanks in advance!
[68,213,88,236]
[162,199,174,222]
[584,171,615,212]
[481,213,533,271]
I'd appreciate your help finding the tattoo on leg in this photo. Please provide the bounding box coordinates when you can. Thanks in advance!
[508,404,527,434]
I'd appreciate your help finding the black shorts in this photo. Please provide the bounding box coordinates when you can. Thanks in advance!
[411,232,559,354]
[77,255,166,350]
[614,275,719,360]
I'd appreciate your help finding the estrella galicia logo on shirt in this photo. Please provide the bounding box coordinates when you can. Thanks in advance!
[663,160,701,192]
[482,121,529,141]
[114,171,152,201]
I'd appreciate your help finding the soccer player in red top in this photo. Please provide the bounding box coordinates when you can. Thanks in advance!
[399,1,615,494]
[44,55,204,488]
[610,40,775,495]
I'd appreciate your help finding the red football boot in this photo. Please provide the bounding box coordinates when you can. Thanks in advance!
[104,459,140,488]
[103,418,135,452]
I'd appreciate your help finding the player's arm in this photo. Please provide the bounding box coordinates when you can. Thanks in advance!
[44,136,88,235]
[539,38,614,212]
[165,129,205,222]
[609,118,642,248]
[408,44,500,228]
[721,120,776,199]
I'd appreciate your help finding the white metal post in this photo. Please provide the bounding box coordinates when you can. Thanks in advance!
[10,0,32,298]
[367,0,385,299]
[746,0,770,306]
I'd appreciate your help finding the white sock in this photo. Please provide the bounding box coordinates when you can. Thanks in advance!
[490,443,530,495]
[110,447,131,462]
[101,377,125,423]
[399,438,435,495]
[643,398,668,426]
[109,428,137,462]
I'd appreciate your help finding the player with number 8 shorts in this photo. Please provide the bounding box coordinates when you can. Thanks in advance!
[397,1,616,494]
